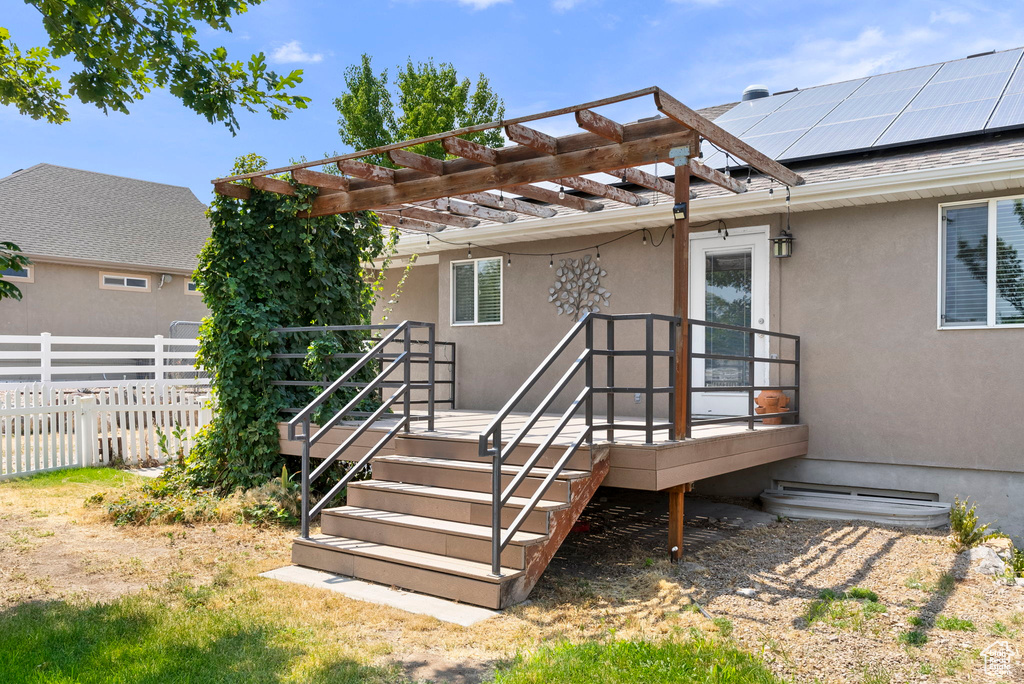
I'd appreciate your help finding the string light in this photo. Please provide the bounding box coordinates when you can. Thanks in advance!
[498,190,505,208]
[549,255,554,268]
[467,244,472,259]
[642,231,647,245]
[746,168,752,186]
[398,210,404,225]
[596,247,601,262]
[507,255,512,267]
[558,184,565,200]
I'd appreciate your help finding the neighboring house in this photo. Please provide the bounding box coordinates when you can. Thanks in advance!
[0,164,209,337]
[372,48,1024,538]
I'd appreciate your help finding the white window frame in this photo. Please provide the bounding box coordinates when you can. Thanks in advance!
[99,271,151,292]
[1,264,33,283]
[450,256,503,326]
[938,195,1024,330]
[184,278,201,296]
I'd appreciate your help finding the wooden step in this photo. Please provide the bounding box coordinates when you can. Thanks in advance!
[292,535,521,609]
[394,433,594,470]
[347,480,565,534]
[370,454,579,501]
[321,506,545,569]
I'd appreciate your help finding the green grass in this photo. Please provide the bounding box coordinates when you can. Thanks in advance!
[491,638,785,684]
[898,630,928,646]
[0,590,398,683]
[935,615,976,632]
[803,588,886,630]
[3,467,141,489]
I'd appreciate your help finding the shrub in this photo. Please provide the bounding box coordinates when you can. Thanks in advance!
[1009,547,1024,578]
[949,496,1000,549]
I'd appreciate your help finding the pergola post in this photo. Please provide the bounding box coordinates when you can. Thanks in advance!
[670,142,694,439]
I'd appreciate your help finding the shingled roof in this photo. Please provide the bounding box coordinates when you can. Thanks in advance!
[0,164,209,273]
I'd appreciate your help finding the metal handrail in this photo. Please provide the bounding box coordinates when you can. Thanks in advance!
[686,319,801,437]
[286,321,437,538]
[478,312,679,576]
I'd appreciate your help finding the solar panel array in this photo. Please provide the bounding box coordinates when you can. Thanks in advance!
[702,48,1024,169]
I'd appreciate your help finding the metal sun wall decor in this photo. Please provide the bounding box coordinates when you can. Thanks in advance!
[548,254,610,321]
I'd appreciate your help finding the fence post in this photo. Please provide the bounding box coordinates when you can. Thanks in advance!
[76,396,98,467]
[198,394,213,427]
[40,332,52,385]
[154,335,165,384]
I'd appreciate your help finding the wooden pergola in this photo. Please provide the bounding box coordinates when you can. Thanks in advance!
[213,87,804,559]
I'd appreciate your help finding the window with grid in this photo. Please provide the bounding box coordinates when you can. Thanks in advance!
[941,197,1024,328]
[451,257,502,325]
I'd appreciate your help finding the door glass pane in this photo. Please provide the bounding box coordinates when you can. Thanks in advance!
[452,263,475,323]
[943,204,988,326]
[995,199,1024,324]
[705,249,752,386]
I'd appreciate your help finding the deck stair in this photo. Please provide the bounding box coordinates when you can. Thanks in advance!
[291,432,609,609]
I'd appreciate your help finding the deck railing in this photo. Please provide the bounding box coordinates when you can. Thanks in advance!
[283,321,436,538]
[686,319,800,436]
[477,312,679,576]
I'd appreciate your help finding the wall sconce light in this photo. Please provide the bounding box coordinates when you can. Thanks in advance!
[771,230,794,258]
[672,202,687,221]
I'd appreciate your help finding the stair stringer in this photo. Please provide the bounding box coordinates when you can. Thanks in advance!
[498,444,610,608]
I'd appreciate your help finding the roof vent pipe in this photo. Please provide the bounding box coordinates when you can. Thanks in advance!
[742,84,770,101]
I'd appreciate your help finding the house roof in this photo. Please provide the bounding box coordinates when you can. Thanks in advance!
[0,164,209,273]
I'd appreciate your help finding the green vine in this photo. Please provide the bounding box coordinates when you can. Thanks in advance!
[178,154,390,491]
[380,253,418,322]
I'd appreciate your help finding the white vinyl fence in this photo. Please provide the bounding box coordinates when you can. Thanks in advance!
[0,383,212,480]
[0,333,206,389]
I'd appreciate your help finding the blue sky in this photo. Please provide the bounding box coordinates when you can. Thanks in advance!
[4,0,1024,200]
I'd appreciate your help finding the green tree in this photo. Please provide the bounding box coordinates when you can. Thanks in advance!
[0,242,32,301]
[1,1,309,133]
[334,54,504,166]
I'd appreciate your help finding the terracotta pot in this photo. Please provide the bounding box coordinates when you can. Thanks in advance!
[755,390,790,425]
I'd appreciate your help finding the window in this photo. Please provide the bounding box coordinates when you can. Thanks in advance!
[941,197,1024,328]
[1,265,32,282]
[99,272,150,292]
[185,278,200,295]
[451,257,502,325]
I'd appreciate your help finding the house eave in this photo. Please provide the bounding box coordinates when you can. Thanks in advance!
[383,155,1024,262]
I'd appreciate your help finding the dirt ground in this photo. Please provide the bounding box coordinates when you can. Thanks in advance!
[2,473,1022,684]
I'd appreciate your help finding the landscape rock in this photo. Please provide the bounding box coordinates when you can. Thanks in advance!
[1016,577,1024,587]
[983,537,1015,560]
[736,587,757,598]
[963,546,1007,576]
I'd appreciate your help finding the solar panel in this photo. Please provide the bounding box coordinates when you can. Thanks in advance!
[876,99,998,146]
[781,116,896,159]
[930,49,1022,83]
[988,92,1024,129]
[704,46,1024,166]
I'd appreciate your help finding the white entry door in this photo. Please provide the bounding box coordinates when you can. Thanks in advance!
[689,227,770,417]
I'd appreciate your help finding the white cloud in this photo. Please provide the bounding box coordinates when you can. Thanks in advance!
[270,41,323,64]
[456,0,511,9]
[552,0,583,11]
[930,8,972,25]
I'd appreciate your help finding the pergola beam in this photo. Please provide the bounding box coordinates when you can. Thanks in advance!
[689,160,747,194]
[575,109,623,143]
[558,176,649,207]
[423,198,517,223]
[616,167,674,196]
[505,123,559,155]
[654,90,804,187]
[250,175,296,196]
[443,137,500,165]
[375,213,446,233]
[456,191,557,218]
[337,159,395,185]
[377,206,479,229]
[214,181,251,200]
[308,128,694,216]
[292,168,350,192]
[506,183,603,213]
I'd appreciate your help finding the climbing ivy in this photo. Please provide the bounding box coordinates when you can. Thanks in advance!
[181,154,390,491]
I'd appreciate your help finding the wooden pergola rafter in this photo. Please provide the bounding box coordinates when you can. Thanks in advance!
[212,86,804,562]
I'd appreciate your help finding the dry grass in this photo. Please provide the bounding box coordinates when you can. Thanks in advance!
[2,469,1023,683]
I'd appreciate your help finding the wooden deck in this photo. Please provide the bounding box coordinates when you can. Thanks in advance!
[278,409,808,491]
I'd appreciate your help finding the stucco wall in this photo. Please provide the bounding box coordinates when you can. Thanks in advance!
[371,262,439,326]
[382,192,1024,533]
[0,260,208,337]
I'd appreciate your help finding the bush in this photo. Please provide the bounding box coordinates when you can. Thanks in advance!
[949,496,1000,549]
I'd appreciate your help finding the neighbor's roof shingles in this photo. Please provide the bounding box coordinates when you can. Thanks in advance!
[0,164,209,272]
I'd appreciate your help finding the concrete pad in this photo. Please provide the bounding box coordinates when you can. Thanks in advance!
[133,467,165,478]
[259,565,499,626]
